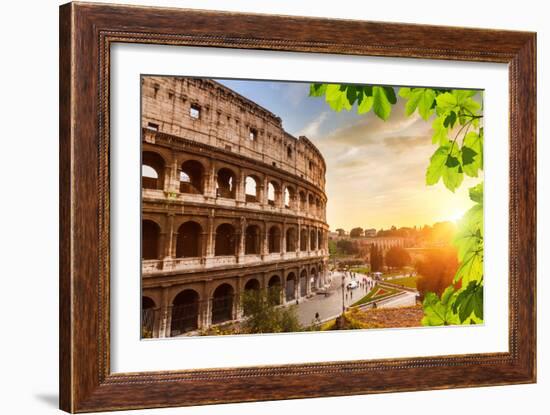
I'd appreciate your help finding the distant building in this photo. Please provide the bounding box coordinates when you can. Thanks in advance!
[364,228,377,237]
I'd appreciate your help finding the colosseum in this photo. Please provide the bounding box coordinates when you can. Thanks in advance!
[141,76,330,337]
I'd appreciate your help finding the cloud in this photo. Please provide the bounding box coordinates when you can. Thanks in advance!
[298,112,329,138]
[383,135,431,152]
[316,104,427,151]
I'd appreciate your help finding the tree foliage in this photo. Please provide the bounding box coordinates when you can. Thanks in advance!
[370,244,384,272]
[385,246,411,269]
[349,227,364,238]
[309,83,484,325]
[415,247,459,298]
[241,288,302,334]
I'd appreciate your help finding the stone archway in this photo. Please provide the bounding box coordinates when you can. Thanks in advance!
[142,220,160,260]
[170,289,200,336]
[142,296,156,338]
[243,278,261,315]
[180,160,204,194]
[268,275,282,305]
[215,223,236,256]
[176,221,202,258]
[285,272,296,302]
[300,269,308,297]
[211,283,234,324]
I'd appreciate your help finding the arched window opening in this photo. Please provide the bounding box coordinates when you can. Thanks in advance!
[284,186,295,209]
[299,191,307,210]
[245,225,261,255]
[245,176,259,203]
[300,270,308,297]
[142,220,160,260]
[285,273,296,302]
[180,160,204,194]
[268,275,282,305]
[287,146,293,159]
[170,290,199,335]
[268,226,281,253]
[243,279,261,315]
[310,229,317,251]
[176,221,202,258]
[300,228,308,252]
[286,227,296,252]
[215,224,236,256]
[142,296,156,338]
[212,284,234,324]
[216,168,236,199]
[267,182,278,206]
[317,229,323,250]
[142,151,165,190]
[310,268,318,292]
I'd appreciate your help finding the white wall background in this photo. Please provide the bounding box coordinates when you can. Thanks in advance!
[0,0,546,414]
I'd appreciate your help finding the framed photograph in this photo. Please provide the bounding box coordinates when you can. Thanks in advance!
[59,2,536,412]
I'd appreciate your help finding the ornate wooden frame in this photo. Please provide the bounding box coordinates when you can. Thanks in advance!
[59,2,536,412]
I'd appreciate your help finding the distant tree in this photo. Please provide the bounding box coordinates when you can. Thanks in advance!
[336,239,358,255]
[415,247,459,297]
[335,228,346,237]
[385,246,411,269]
[370,244,383,272]
[328,239,338,255]
[241,287,301,334]
[349,227,364,238]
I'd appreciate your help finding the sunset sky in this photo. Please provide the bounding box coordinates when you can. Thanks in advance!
[219,79,482,232]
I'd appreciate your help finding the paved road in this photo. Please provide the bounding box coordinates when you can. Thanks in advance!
[295,271,373,326]
[375,291,417,308]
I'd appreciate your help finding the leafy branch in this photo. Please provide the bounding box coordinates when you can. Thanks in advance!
[309,83,484,325]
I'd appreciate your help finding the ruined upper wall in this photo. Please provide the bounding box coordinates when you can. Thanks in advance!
[141,76,326,190]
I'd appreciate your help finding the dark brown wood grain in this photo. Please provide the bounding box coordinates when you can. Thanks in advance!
[59,2,537,413]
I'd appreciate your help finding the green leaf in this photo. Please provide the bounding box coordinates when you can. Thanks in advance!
[325,84,352,112]
[357,95,374,114]
[441,144,464,192]
[442,164,464,192]
[445,155,460,168]
[436,92,458,113]
[453,281,484,322]
[346,86,358,106]
[431,116,448,145]
[464,131,483,169]
[469,183,483,204]
[454,202,483,260]
[422,286,460,326]
[444,111,457,128]
[383,87,397,104]
[462,146,477,164]
[454,241,483,285]
[372,86,392,120]
[398,87,412,98]
[309,83,327,97]
[426,145,449,185]
[418,88,436,120]
[405,90,422,116]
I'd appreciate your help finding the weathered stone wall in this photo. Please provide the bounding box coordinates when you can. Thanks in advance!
[141,76,330,338]
[141,76,326,190]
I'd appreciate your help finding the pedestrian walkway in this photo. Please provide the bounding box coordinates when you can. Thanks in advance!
[295,271,373,326]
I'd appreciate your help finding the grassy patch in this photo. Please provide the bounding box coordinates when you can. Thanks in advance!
[351,285,400,307]
[350,266,370,274]
[388,276,418,289]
